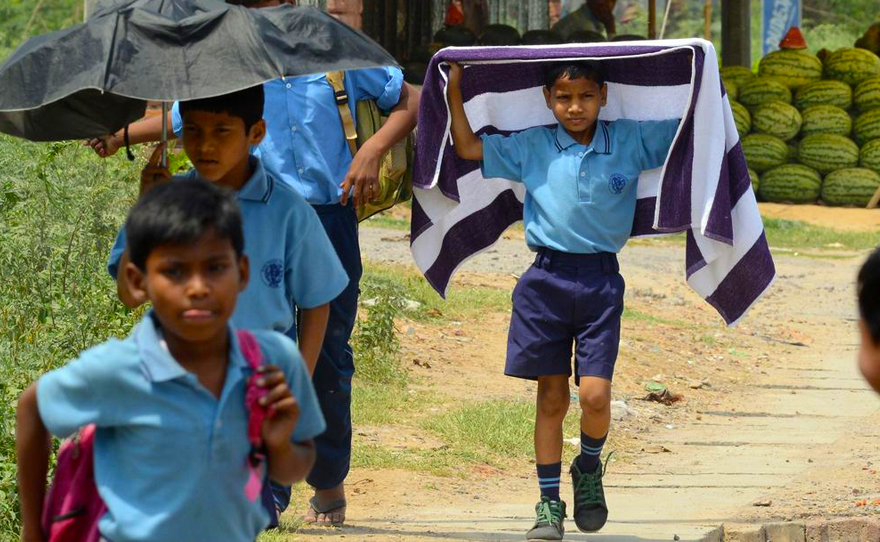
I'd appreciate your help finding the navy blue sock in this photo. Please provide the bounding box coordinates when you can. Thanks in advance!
[536,462,561,501]
[576,431,607,473]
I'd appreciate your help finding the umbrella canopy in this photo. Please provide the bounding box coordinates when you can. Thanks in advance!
[0,0,397,141]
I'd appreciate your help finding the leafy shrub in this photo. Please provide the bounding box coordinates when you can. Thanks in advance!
[0,137,143,540]
[351,273,406,387]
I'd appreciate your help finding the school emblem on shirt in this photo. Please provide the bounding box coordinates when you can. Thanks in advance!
[608,173,627,195]
[261,259,283,288]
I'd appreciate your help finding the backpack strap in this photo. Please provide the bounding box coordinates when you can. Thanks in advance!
[325,70,358,157]
[236,329,269,502]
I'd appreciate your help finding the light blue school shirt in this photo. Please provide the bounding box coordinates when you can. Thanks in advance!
[36,312,325,542]
[108,157,348,333]
[171,67,404,205]
[480,119,679,254]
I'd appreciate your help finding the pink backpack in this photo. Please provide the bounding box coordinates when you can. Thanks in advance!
[41,330,269,542]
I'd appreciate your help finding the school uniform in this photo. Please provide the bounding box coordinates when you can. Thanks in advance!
[108,156,349,335]
[480,119,678,381]
[36,312,325,542]
[172,67,405,495]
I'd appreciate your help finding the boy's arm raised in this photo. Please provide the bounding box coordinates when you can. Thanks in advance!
[85,111,174,158]
[447,62,483,161]
[16,384,51,542]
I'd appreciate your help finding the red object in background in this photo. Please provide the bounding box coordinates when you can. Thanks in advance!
[779,26,807,49]
[445,0,464,26]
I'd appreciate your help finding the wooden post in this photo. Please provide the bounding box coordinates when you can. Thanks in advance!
[704,0,713,41]
[867,183,880,209]
[721,0,751,67]
[648,0,656,39]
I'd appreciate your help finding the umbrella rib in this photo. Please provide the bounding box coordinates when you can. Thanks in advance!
[101,10,124,93]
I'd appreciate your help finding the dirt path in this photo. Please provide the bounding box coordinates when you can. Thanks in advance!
[284,223,879,542]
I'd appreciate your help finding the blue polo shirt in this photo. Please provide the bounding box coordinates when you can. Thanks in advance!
[108,157,348,333]
[171,67,404,205]
[480,119,679,254]
[36,312,325,542]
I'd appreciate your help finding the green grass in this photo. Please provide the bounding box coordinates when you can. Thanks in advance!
[363,262,511,321]
[423,398,580,467]
[350,443,488,477]
[622,307,695,329]
[360,213,409,231]
[762,218,879,252]
[630,217,878,256]
[351,383,426,427]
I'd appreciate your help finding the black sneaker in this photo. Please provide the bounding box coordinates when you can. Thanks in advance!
[570,455,610,532]
[526,496,566,540]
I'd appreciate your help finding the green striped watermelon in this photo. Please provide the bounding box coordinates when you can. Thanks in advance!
[725,80,739,101]
[758,164,822,203]
[749,168,759,192]
[799,105,852,137]
[752,101,802,141]
[854,76,880,111]
[860,139,880,174]
[731,100,751,137]
[798,134,860,173]
[742,134,789,173]
[720,66,755,87]
[794,80,853,110]
[758,49,822,89]
[824,48,880,86]
[821,167,880,206]
[738,78,792,110]
[854,108,880,145]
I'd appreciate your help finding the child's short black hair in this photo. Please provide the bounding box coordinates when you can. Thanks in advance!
[858,246,880,345]
[179,85,265,131]
[126,180,245,271]
[543,60,606,90]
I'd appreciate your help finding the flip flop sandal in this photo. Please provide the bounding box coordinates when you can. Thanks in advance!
[306,496,347,526]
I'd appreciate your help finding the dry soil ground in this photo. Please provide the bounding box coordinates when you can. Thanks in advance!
[277,204,880,542]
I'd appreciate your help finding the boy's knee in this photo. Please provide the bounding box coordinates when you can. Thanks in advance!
[537,383,570,418]
[579,385,611,414]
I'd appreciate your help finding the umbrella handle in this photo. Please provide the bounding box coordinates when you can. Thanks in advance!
[160,102,169,168]
[123,125,135,161]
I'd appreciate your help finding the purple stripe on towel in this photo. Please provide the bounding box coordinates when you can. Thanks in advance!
[686,229,707,276]
[630,197,658,237]
[424,189,523,295]
[410,194,433,241]
[705,232,775,324]
[727,143,753,206]
[655,48,704,232]
[705,149,734,244]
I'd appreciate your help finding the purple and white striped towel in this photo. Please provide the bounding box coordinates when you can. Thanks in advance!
[409,38,775,325]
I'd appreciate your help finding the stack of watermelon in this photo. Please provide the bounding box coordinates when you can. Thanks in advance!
[723,27,880,207]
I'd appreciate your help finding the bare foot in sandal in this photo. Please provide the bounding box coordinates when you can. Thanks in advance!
[304,483,346,526]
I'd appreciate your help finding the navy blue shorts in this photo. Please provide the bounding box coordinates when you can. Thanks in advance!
[506,248,625,383]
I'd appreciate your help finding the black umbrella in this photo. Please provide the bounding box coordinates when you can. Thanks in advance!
[0,0,397,142]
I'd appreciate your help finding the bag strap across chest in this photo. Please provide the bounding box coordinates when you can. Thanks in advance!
[325,70,358,157]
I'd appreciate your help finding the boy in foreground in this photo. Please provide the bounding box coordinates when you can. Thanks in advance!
[447,60,679,540]
[857,247,880,393]
[17,180,324,542]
